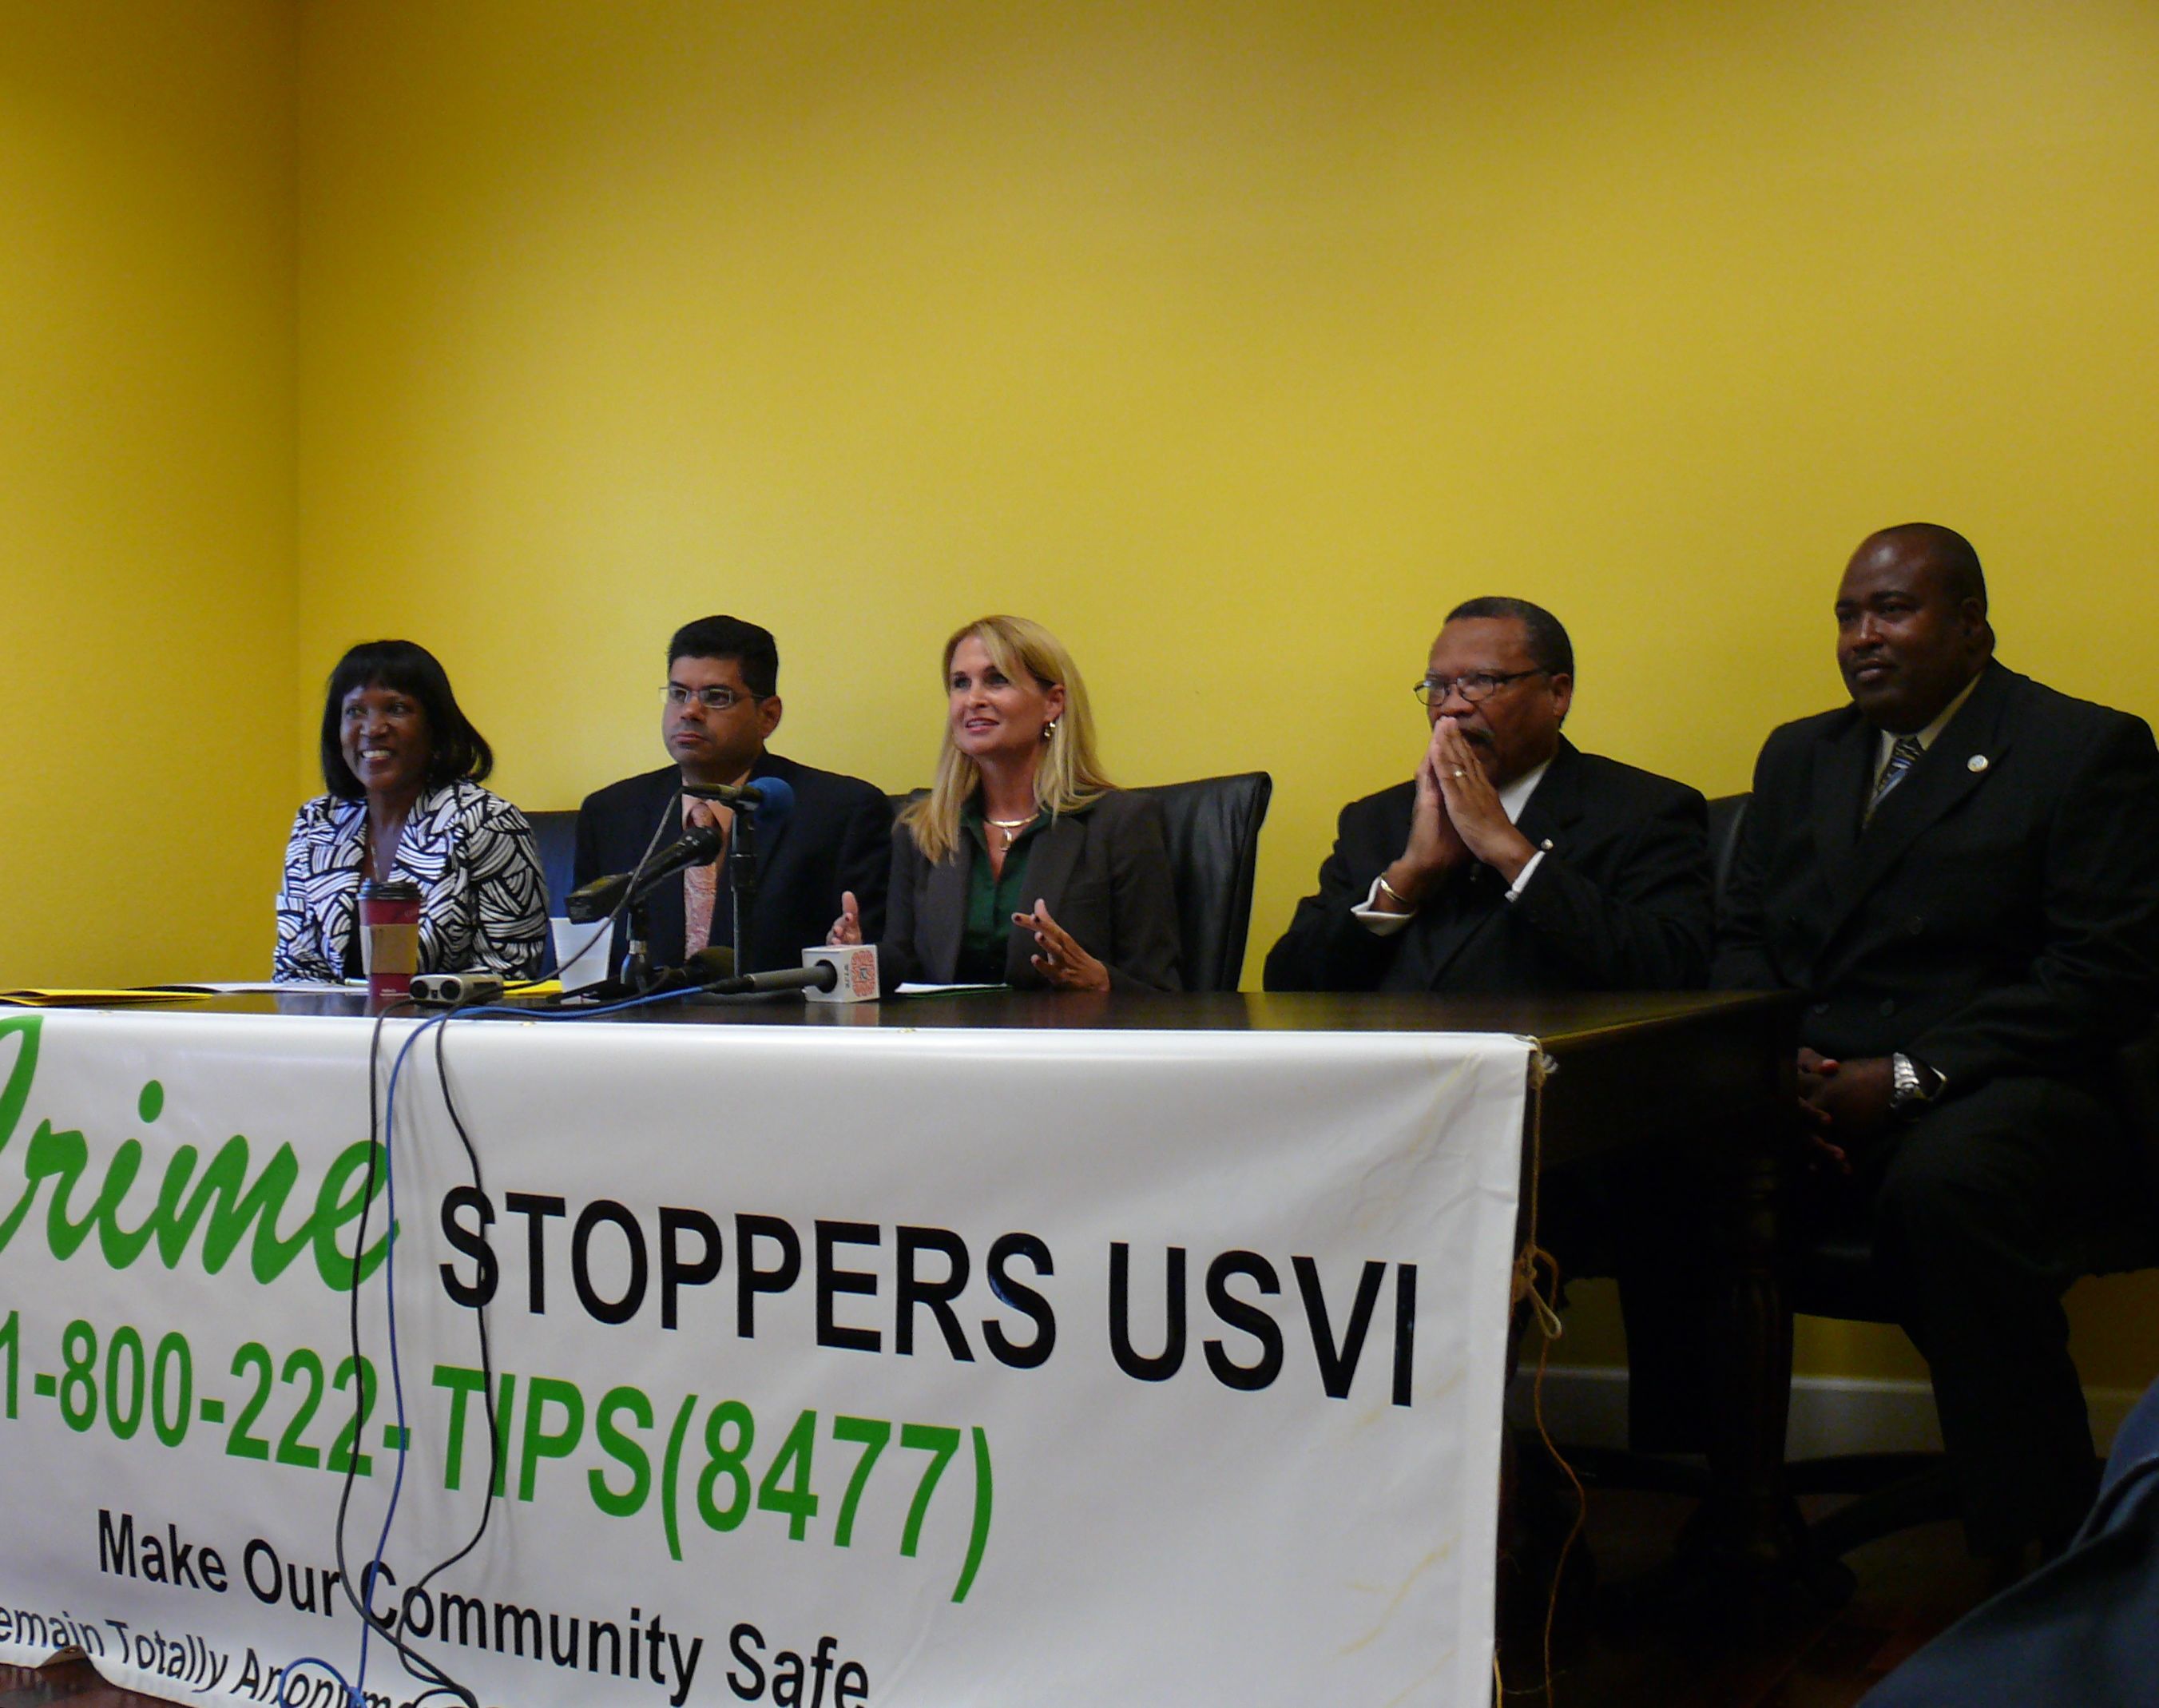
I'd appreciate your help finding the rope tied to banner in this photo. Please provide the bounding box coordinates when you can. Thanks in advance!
[1509,1051,1565,1337]
[1494,1049,1588,1704]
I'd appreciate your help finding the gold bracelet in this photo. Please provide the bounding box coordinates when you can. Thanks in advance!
[1375,874,1411,908]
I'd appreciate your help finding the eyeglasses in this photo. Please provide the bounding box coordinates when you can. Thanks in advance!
[1411,669,1546,706]
[663,684,764,712]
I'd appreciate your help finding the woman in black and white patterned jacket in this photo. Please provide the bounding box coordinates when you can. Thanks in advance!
[275,640,547,983]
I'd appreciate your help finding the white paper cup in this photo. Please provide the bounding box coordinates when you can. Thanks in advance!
[550,917,613,991]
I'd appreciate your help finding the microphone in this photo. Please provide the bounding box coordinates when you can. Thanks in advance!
[685,945,736,981]
[564,821,725,923]
[694,961,840,999]
[682,776,796,821]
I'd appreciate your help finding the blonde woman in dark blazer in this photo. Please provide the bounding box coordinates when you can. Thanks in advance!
[830,615,1181,991]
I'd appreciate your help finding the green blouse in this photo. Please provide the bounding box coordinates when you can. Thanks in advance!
[957,801,1044,983]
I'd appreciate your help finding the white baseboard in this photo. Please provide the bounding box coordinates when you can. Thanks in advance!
[1511,1364,2145,1458]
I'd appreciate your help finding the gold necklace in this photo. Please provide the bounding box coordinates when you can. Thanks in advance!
[986,814,1034,839]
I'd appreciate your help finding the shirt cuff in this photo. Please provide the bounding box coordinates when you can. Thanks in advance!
[1351,877,1416,936]
[1504,848,1546,902]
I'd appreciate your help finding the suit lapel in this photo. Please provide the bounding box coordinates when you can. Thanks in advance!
[1809,713,1872,896]
[1005,810,1088,982]
[1812,663,2011,954]
[1512,741,1583,858]
[921,831,974,983]
[747,753,794,880]
[1419,742,1582,988]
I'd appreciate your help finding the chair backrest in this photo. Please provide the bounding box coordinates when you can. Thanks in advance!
[1706,792,1748,911]
[526,809,581,917]
[526,809,580,973]
[1129,772,1274,993]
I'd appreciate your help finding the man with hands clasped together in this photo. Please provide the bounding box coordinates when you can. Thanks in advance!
[1264,596,1713,995]
[1265,595,1716,1599]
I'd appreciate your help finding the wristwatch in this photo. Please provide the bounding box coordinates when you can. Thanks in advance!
[1889,1052,1943,1114]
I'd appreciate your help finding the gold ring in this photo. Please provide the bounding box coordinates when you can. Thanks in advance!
[1451,767,1467,779]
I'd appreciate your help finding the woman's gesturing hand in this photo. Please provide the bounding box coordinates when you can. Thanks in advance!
[826,890,863,947]
[1014,898,1111,991]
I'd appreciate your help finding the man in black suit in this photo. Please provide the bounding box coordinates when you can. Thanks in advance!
[1717,522,2159,1570]
[1264,597,1712,995]
[1267,598,1713,1627]
[574,615,892,979]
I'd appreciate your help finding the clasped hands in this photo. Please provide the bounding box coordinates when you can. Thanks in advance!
[826,890,1110,991]
[1372,717,1538,912]
[1794,1047,1895,1174]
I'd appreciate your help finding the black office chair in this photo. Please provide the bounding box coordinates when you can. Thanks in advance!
[526,809,580,915]
[1129,772,1274,993]
[525,809,581,974]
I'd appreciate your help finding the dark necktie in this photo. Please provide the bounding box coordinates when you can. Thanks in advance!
[1865,735,1925,824]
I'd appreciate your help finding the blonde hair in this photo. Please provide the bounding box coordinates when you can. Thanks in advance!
[902,614,1112,864]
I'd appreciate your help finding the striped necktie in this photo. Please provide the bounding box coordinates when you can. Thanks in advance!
[1865,735,1925,824]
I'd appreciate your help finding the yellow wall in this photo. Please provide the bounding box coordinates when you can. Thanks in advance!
[290,0,2159,1384]
[0,0,296,987]
[10,0,2159,1388]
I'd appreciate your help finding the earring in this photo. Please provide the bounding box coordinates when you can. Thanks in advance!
[1042,719,1060,742]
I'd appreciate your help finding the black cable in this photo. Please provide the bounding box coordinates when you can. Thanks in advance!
[319,796,695,1702]
[405,1019,502,1592]
[327,1001,478,1708]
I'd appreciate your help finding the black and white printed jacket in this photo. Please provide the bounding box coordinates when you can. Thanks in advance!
[273,779,548,982]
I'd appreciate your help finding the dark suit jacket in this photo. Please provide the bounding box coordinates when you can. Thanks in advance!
[882,790,1182,991]
[573,751,893,977]
[1714,661,2159,1090]
[1263,738,1713,993]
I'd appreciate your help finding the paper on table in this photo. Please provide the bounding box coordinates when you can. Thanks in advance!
[195,980,349,994]
[0,986,218,1007]
[895,982,1007,995]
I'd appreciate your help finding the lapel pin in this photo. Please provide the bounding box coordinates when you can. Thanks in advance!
[1968,754,1990,773]
[1541,839,1554,851]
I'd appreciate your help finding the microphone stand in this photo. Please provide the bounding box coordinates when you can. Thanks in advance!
[622,896,656,994]
[684,781,775,979]
[727,802,760,975]
[565,818,725,998]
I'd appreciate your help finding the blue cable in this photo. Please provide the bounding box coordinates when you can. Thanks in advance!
[279,1655,359,1707]
[465,982,717,1022]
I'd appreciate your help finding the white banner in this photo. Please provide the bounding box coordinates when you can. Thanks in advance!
[0,1007,1527,1708]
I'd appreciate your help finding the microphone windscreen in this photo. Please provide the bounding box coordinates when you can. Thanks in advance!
[686,945,736,980]
[745,775,795,823]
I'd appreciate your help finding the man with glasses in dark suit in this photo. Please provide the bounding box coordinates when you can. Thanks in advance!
[1266,597,1716,1633]
[1265,596,1713,996]
[574,614,892,980]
